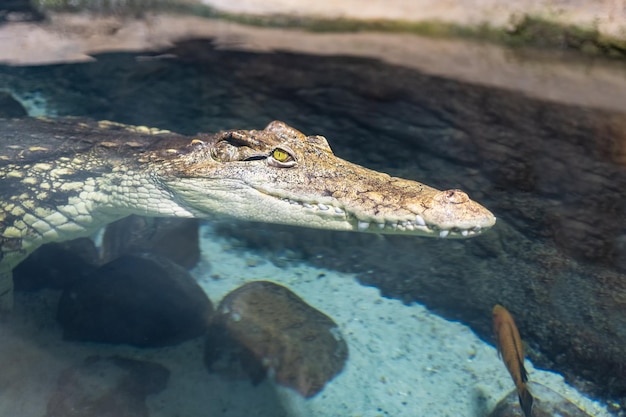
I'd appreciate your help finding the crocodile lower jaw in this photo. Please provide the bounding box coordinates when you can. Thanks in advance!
[279,197,486,238]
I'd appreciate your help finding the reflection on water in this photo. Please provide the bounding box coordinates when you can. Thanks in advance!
[1,36,625,415]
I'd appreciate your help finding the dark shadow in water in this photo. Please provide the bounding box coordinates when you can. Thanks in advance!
[1,38,625,411]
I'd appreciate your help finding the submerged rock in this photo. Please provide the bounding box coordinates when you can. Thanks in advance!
[205,280,348,397]
[15,215,200,293]
[205,320,268,385]
[489,381,595,417]
[57,253,212,347]
[45,355,169,417]
[101,215,201,269]
[13,238,98,291]
[0,91,27,117]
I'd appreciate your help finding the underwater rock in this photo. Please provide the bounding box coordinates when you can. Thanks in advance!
[45,355,169,417]
[489,381,595,417]
[15,215,200,292]
[204,320,268,386]
[0,91,27,117]
[57,253,212,347]
[13,238,98,291]
[101,215,200,269]
[206,280,348,397]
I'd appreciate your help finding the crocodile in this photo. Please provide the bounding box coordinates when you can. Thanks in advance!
[0,117,496,311]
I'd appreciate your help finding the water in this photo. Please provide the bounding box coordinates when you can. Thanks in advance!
[0,31,624,416]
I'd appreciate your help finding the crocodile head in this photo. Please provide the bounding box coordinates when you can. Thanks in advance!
[162,121,495,238]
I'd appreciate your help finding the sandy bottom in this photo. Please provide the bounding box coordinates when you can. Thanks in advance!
[0,222,613,417]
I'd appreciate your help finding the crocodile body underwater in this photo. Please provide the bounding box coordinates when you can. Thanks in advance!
[0,117,496,310]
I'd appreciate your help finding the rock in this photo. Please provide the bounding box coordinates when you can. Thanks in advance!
[204,321,267,386]
[205,281,348,397]
[489,381,595,417]
[0,91,27,117]
[57,253,212,347]
[13,238,98,291]
[101,215,201,269]
[45,355,169,417]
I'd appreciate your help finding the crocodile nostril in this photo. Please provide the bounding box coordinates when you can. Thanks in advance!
[442,189,469,204]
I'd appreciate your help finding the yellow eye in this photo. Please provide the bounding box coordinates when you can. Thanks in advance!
[268,147,296,167]
[272,148,291,162]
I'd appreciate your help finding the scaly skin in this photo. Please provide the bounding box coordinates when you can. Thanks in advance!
[0,117,496,310]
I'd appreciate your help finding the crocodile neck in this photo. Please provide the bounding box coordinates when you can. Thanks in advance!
[0,119,204,272]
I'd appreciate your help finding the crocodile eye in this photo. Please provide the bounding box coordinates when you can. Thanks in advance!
[269,147,296,167]
[272,148,290,162]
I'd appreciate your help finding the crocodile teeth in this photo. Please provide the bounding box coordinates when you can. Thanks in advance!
[280,197,482,237]
[281,198,345,214]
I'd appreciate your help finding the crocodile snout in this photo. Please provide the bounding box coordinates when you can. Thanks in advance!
[438,189,469,205]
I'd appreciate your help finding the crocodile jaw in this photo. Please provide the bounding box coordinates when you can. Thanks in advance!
[168,178,358,231]
[167,175,495,238]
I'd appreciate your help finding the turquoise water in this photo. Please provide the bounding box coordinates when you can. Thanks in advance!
[0,37,624,416]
